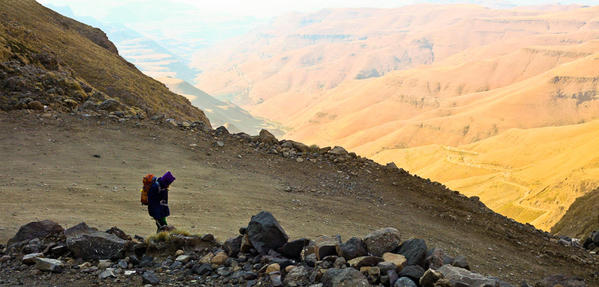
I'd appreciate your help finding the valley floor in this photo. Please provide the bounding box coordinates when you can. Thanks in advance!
[0,110,598,285]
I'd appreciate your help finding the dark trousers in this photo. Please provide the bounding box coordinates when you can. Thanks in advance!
[154,217,167,233]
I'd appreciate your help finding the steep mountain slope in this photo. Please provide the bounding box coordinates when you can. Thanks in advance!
[159,77,284,135]
[372,120,599,231]
[552,188,599,238]
[0,0,209,124]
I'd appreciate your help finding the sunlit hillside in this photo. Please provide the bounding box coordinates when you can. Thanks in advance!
[372,120,599,231]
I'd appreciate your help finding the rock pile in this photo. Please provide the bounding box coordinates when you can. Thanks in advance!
[0,59,145,119]
[2,211,583,286]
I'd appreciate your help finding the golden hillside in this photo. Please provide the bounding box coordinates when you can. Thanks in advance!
[192,5,599,232]
[0,0,210,124]
[372,120,599,231]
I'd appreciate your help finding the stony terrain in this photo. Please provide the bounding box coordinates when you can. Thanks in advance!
[0,210,593,287]
[1,110,599,286]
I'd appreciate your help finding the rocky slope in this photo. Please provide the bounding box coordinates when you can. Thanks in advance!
[0,210,593,286]
[0,0,210,125]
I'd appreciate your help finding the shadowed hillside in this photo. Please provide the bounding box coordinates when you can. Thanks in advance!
[0,0,210,124]
[552,188,599,238]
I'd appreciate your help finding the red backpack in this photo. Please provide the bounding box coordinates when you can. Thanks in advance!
[140,174,155,205]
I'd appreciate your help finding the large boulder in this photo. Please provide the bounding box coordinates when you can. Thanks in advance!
[7,220,64,246]
[438,265,501,287]
[396,238,427,267]
[65,222,128,260]
[363,227,401,257]
[337,237,368,260]
[322,268,370,287]
[246,211,288,255]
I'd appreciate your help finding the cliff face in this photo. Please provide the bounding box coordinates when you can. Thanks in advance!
[0,0,210,126]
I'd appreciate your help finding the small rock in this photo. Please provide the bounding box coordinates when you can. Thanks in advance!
[396,239,427,267]
[397,265,425,281]
[266,263,280,274]
[98,259,112,269]
[313,235,341,260]
[348,256,384,268]
[284,265,310,286]
[394,277,417,287]
[22,253,44,265]
[322,268,369,287]
[215,141,225,147]
[176,255,191,263]
[328,146,348,156]
[124,270,136,276]
[192,263,213,275]
[142,270,160,285]
[363,228,401,257]
[277,238,310,260]
[99,268,116,280]
[224,236,243,257]
[258,129,278,145]
[452,255,470,270]
[382,253,407,271]
[211,251,228,265]
[35,258,64,273]
[337,237,368,260]
[419,269,443,287]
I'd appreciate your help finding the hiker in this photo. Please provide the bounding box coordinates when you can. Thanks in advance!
[147,171,175,232]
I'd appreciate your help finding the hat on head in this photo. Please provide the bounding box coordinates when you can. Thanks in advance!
[161,171,176,186]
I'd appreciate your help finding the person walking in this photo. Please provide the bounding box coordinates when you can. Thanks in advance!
[148,171,175,232]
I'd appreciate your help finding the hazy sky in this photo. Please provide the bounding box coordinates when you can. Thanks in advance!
[39,0,599,21]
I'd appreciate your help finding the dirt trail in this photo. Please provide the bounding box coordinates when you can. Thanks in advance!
[1,111,598,285]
